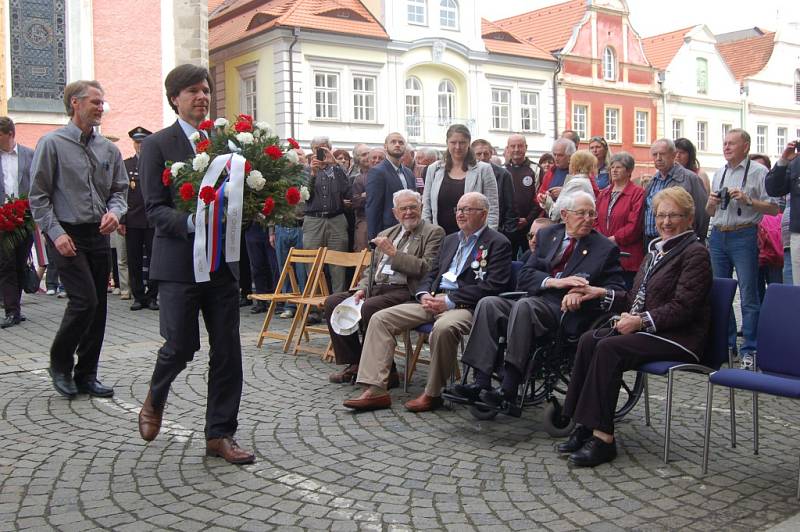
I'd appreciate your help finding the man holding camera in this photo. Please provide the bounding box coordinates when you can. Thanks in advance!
[765,140,800,284]
[706,129,778,368]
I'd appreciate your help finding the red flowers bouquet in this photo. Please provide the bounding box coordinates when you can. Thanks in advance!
[161,113,305,226]
[0,196,34,255]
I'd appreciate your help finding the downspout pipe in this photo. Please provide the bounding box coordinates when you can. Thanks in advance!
[288,28,300,139]
[552,53,562,140]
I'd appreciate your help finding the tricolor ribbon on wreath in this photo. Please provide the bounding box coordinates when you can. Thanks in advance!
[193,153,245,283]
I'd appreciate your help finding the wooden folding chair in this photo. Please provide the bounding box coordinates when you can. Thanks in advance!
[287,248,370,360]
[251,247,325,349]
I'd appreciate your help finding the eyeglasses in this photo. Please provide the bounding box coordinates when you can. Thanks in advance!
[395,205,420,213]
[655,213,687,221]
[453,207,486,215]
[565,209,597,219]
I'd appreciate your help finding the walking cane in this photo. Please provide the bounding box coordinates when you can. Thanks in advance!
[366,241,378,299]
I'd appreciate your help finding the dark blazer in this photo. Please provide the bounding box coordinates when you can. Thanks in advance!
[417,226,511,310]
[366,159,416,240]
[0,144,33,200]
[517,224,625,321]
[490,162,519,234]
[123,155,150,229]
[608,231,712,359]
[139,120,239,283]
[765,157,800,233]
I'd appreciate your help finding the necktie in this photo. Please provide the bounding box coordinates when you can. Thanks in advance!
[551,238,576,276]
[398,167,408,189]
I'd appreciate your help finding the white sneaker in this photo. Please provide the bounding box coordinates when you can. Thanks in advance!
[46,289,56,296]
[740,354,754,370]
[57,290,66,299]
[279,309,294,319]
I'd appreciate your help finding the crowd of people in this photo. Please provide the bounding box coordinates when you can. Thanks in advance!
[1,62,799,468]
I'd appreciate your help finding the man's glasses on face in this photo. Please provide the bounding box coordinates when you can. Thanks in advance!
[453,207,486,215]
[395,205,420,213]
[566,209,597,219]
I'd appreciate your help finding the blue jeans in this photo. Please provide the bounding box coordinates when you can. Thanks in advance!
[784,248,793,284]
[275,225,305,311]
[709,225,759,354]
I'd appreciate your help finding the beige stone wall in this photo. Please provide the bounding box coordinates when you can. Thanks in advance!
[173,0,209,67]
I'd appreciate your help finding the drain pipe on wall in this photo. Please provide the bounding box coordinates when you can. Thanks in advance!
[552,53,562,139]
[288,28,300,140]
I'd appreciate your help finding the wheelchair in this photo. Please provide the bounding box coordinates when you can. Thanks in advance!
[443,307,645,437]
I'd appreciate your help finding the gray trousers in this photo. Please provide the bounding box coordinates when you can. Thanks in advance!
[461,295,559,376]
[303,214,349,293]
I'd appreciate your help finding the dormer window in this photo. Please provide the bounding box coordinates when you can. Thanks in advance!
[795,69,800,104]
[696,58,708,95]
[602,46,616,81]
[408,0,426,26]
[440,0,458,30]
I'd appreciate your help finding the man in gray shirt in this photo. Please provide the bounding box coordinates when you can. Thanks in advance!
[29,80,128,400]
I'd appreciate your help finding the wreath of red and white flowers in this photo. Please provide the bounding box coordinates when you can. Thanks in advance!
[0,196,34,255]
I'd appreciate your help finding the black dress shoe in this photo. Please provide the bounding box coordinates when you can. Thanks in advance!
[557,425,592,454]
[479,388,521,417]
[75,378,114,398]
[147,300,160,311]
[306,312,321,325]
[249,302,267,314]
[48,368,77,398]
[452,382,488,402]
[568,437,617,467]
[130,301,145,311]
[239,297,252,307]
[0,314,21,329]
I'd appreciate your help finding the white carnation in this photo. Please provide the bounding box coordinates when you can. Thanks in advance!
[214,117,229,128]
[300,185,310,201]
[236,132,254,145]
[284,149,299,164]
[170,161,186,174]
[254,121,271,133]
[246,171,266,191]
[192,152,210,172]
[189,131,201,143]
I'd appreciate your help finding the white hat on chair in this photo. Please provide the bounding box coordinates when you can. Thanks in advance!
[330,295,363,336]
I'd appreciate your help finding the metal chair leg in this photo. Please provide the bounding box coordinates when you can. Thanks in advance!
[643,373,651,427]
[753,391,759,455]
[403,331,412,393]
[729,387,737,448]
[702,381,715,474]
[664,371,675,464]
[796,455,800,500]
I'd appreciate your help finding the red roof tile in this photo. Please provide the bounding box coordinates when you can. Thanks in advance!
[493,0,586,53]
[209,0,388,51]
[716,31,775,81]
[642,26,696,70]
[481,18,553,61]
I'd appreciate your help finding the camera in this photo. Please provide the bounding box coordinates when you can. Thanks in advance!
[717,187,731,210]
[316,147,326,162]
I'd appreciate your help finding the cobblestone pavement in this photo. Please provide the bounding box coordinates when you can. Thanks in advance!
[1,291,799,531]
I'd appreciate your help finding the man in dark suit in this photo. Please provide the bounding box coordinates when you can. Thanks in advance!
[137,64,253,464]
[122,126,159,311]
[343,192,512,413]
[472,139,518,236]
[366,132,416,240]
[454,191,625,410]
[0,116,34,328]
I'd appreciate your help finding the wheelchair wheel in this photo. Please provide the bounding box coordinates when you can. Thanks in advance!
[542,400,575,437]
[468,403,499,420]
[614,370,644,421]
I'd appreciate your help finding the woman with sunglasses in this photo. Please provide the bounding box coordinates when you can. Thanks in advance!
[589,136,612,190]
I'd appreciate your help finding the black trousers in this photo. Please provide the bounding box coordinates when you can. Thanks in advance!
[148,266,242,440]
[239,232,252,297]
[126,227,157,304]
[564,329,696,434]
[244,224,278,294]
[0,233,33,316]
[49,224,111,381]
[323,285,411,365]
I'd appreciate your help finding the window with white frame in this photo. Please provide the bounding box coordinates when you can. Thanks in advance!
[696,58,708,95]
[520,91,539,132]
[603,47,616,81]
[635,110,649,144]
[756,125,768,153]
[491,88,510,130]
[722,123,732,141]
[605,107,620,142]
[438,79,455,124]
[439,0,457,29]
[405,77,422,138]
[314,72,339,119]
[352,75,376,122]
[408,0,426,25]
[672,118,684,140]
[697,121,707,151]
[777,127,788,154]
[237,62,258,119]
[795,69,800,104]
[572,104,588,140]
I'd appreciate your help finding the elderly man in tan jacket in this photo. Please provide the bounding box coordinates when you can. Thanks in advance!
[324,189,445,386]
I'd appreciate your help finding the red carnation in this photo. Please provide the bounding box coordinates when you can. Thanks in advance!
[234,121,253,133]
[264,145,283,160]
[179,182,195,201]
[196,138,211,153]
[237,113,253,123]
[245,160,252,174]
[287,138,300,150]
[198,119,214,131]
[285,187,301,205]
[161,167,172,187]
[199,186,216,205]
[262,197,275,216]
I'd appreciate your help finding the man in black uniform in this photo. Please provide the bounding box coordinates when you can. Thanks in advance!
[123,126,159,311]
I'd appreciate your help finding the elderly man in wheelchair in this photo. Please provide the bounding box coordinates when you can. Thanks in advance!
[448,191,626,418]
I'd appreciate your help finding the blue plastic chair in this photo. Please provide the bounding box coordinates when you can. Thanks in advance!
[702,284,800,498]
[637,277,738,463]
[401,260,524,391]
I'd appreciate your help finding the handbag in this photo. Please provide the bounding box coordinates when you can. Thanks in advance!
[22,255,40,294]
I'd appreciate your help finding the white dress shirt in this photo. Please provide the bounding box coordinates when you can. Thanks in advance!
[1,143,19,198]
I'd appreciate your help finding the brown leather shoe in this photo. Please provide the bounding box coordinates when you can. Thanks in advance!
[404,393,444,413]
[343,392,391,411]
[138,391,163,442]
[387,370,400,389]
[206,437,255,464]
[329,364,358,384]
